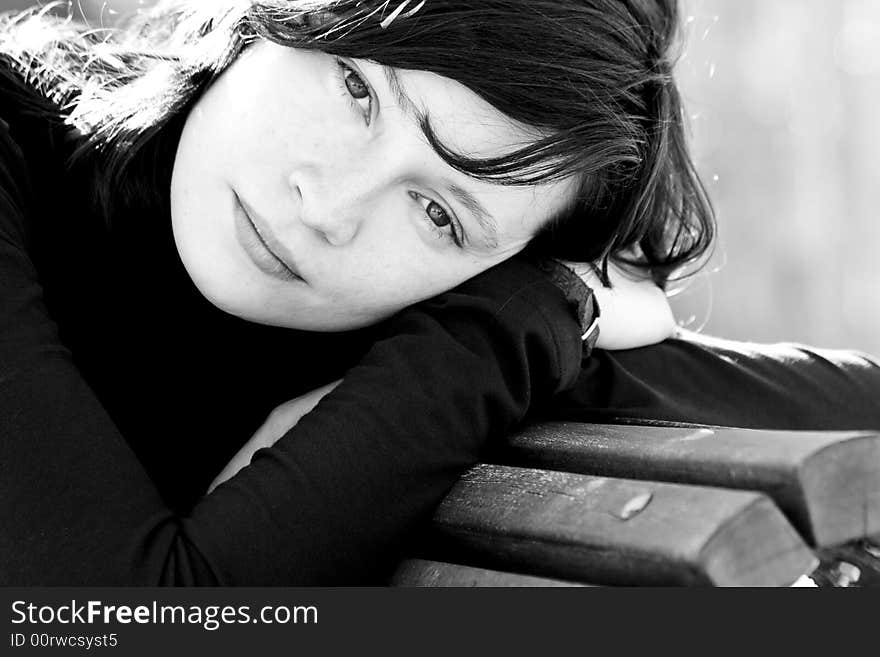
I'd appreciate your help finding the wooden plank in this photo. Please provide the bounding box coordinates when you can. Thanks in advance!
[423,464,816,586]
[390,559,589,587]
[495,423,880,547]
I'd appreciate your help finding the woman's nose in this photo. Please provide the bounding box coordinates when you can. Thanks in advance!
[288,171,366,247]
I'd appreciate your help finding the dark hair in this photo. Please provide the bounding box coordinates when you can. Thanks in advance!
[0,0,714,286]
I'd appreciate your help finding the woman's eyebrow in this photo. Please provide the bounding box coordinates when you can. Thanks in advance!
[382,66,423,124]
[447,182,499,250]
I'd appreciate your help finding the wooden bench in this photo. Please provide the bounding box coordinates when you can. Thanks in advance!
[390,423,880,587]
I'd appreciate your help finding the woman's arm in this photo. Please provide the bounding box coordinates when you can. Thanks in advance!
[210,255,675,493]
[544,330,880,431]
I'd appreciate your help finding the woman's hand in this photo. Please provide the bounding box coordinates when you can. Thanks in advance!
[561,260,676,350]
[207,379,342,494]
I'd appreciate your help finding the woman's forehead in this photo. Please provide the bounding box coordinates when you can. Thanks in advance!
[389,64,544,160]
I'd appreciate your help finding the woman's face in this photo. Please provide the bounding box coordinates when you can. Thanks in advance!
[170,40,575,330]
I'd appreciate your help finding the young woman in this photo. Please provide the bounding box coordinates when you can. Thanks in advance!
[1,1,876,586]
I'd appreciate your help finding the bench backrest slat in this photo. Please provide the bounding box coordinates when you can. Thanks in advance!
[418,463,816,586]
[496,423,880,547]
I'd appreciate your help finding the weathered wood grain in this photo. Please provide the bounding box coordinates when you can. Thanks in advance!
[495,423,880,547]
[419,464,817,586]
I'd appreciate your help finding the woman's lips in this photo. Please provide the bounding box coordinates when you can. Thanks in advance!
[233,193,305,283]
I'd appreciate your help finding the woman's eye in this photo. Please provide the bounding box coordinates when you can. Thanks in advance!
[343,67,369,99]
[426,201,451,228]
[335,58,373,123]
[410,192,462,247]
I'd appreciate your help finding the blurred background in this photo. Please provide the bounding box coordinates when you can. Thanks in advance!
[1,0,878,355]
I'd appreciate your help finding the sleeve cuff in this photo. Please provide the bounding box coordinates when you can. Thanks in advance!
[535,258,601,352]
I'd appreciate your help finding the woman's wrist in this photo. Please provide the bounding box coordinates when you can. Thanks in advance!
[541,258,676,351]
